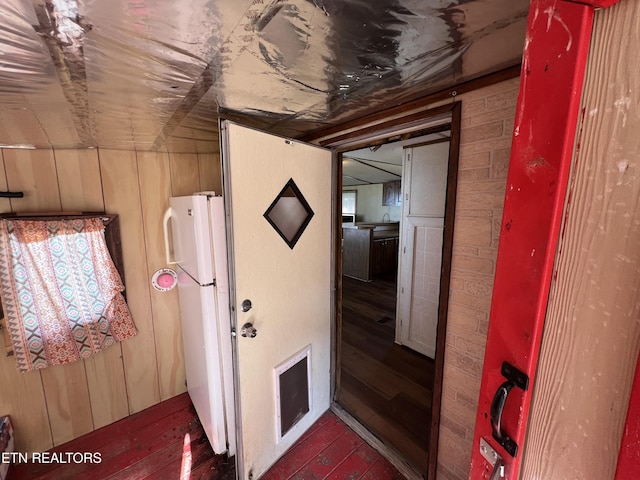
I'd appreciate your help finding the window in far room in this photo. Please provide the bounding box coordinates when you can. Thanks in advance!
[341,190,356,223]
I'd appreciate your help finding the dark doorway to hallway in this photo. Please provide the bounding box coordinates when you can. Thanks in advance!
[337,271,435,476]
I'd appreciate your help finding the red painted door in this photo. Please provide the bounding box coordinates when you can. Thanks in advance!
[468,1,620,478]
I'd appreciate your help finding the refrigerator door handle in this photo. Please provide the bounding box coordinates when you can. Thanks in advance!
[163,207,178,265]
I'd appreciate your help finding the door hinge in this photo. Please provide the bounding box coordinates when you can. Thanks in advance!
[401,287,404,294]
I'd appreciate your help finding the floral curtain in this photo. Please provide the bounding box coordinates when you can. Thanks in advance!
[0,218,136,372]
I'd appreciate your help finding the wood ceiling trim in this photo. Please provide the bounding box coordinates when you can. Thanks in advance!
[300,64,520,145]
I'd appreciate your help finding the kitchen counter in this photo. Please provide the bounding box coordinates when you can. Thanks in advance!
[342,223,399,281]
[372,229,399,239]
[342,221,399,230]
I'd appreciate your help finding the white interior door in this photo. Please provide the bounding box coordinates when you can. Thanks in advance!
[397,141,450,358]
[221,121,332,480]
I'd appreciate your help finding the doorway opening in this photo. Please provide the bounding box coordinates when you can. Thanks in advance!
[329,103,461,479]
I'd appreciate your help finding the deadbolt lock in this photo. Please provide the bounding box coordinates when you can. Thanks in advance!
[241,299,252,312]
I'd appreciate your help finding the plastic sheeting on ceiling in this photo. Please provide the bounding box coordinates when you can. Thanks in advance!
[0,0,528,153]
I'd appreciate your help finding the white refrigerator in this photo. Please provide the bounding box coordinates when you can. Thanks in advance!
[165,193,236,456]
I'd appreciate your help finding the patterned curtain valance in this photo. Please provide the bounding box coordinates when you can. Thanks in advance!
[0,216,136,372]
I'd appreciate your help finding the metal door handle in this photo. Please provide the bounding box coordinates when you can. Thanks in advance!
[490,362,529,457]
[241,322,257,338]
[241,299,252,312]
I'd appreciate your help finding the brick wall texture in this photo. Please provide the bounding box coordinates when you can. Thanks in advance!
[436,77,520,480]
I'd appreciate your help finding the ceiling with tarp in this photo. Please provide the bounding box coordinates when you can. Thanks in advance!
[0,0,528,152]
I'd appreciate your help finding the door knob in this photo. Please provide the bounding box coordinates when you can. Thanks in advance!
[241,299,252,312]
[241,322,257,338]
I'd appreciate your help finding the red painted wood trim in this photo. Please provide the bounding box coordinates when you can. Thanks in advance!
[565,0,620,7]
[469,1,595,479]
[615,352,640,479]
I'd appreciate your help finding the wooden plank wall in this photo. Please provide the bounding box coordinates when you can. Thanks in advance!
[0,148,221,452]
[520,2,640,478]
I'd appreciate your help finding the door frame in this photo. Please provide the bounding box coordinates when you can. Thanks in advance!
[468,1,620,478]
[323,102,461,479]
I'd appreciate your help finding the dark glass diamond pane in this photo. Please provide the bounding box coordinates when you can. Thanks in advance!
[264,179,314,249]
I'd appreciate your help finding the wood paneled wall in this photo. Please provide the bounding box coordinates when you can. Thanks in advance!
[0,148,221,452]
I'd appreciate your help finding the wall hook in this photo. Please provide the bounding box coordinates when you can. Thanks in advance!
[0,191,23,198]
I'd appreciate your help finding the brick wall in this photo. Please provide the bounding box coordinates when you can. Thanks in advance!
[436,77,520,480]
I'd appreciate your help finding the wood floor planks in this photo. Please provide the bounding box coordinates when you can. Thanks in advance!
[337,273,434,476]
[8,394,403,480]
[285,428,363,479]
[261,411,405,480]
[7,393,234,480]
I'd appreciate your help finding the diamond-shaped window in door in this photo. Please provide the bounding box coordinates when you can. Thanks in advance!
[264,178,314,249]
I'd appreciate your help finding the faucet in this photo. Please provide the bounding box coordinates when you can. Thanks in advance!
[382,213,390,223]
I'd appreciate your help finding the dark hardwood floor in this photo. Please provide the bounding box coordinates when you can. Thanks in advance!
[337,272,435,477]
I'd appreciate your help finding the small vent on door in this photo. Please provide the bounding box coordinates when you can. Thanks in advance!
[275,345,312,443]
